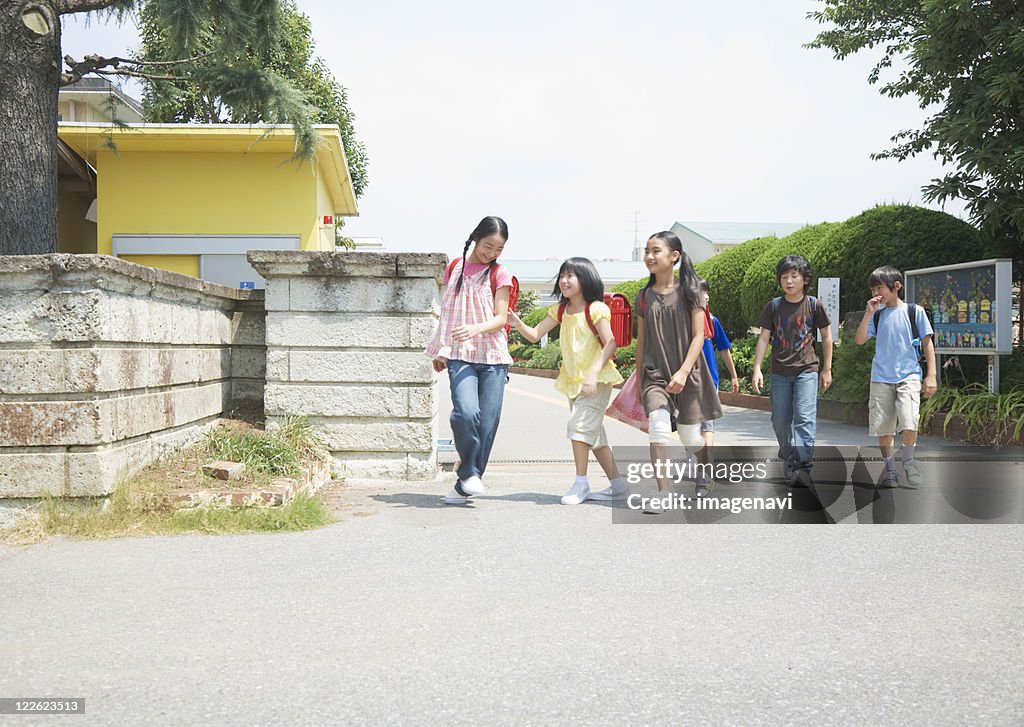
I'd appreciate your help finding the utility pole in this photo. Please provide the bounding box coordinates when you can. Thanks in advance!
[632,210,642,261]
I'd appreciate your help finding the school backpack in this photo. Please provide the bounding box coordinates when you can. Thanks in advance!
[446,257,519,336]
[637,286,715,340]
[873,303,931,368]
[556,300,617,357]
[769,295,818,343]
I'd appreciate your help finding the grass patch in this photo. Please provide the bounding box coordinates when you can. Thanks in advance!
[919,384,1024,446]
[205,416,322,478]
[31,487,332,540]
[9,417,335,542]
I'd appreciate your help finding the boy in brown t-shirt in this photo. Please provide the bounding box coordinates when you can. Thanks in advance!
[751,255,833,486]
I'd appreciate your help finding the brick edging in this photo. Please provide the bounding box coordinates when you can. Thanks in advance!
[172,457,331,508]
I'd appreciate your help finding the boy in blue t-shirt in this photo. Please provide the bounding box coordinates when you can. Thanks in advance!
[693,280,740,495]
[854,265,937,487]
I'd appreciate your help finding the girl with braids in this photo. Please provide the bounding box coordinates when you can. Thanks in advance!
[634,231,722,511]
[425,216,514,505]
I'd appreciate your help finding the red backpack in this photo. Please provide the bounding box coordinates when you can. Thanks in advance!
[446,257,519,336]
[556,300,618,359]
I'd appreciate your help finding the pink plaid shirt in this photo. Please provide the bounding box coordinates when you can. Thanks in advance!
[425,260,513,365]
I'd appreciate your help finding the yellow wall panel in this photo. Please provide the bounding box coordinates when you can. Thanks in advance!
[119,254,200,278]
[96,151,316,255]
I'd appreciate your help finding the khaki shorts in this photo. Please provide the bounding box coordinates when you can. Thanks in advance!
[568,384,614,449]
[868,380,921,437]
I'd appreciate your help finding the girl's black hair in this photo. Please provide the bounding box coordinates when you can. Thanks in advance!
[552,257,605,304]
[643,231,703,310]
[455,216,509,293]
[868,265,904,293]
[776,255,813,291]
[697,277,709,293]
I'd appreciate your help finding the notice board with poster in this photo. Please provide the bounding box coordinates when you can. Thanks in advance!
[905,258,1013,354]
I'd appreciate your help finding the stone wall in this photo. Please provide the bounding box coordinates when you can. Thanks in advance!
[0,255,265,497]
[249,251,444,481]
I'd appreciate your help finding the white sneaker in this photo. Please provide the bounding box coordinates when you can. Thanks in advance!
[878,469,900,489]
[590,481,628,500]
[643,494,664,514]
[561,480,590,505]
[442,483,470,505]
[460,475,484,495]
[903,460,922,486]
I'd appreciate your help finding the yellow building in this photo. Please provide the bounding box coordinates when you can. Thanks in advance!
[57,121,358,288]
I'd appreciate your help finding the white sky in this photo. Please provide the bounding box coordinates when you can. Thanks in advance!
[60,1,967,259]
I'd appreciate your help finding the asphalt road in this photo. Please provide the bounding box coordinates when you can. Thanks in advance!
[1,373,1021,725]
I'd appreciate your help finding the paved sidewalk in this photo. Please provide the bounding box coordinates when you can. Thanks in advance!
[1,373,1022,725]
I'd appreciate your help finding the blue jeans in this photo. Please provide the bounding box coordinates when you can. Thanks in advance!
[770,371,818,472]
[447,360,508,482]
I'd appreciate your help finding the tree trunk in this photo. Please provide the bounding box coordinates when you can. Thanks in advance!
[0,1,61,255]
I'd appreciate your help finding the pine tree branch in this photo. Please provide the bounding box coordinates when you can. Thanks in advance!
[57,0,119,14]
[61,54,189,85]
[61,54,125,85]
[95,68,187,82]
[126,53,216,67]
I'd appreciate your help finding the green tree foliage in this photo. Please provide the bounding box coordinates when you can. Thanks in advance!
[2,0,332,254]
[807,0,1024,265]
[516,288,539,317]
[139,1,368,198]
[695,235,777,339]
[740,222,840,327]
[814,205,979,314]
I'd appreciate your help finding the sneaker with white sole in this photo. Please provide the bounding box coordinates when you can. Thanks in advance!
[695,476,712,497]
[460,475,485,495]
[590,481,628,500]
[561,480,590,505]
[643,494,664,514]
[903,460,922,487]
[442,481,471,505]
[878,469,899,488]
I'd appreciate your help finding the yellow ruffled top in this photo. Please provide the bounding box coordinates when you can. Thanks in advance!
[548,301,624,398]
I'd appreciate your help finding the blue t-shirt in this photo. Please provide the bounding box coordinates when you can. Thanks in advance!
[867,303,933,383]
[701,315,732,388]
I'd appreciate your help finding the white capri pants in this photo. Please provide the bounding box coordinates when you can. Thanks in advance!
[648,408,704,451]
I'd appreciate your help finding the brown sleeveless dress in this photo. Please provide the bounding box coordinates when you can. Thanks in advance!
[636,286,723,426]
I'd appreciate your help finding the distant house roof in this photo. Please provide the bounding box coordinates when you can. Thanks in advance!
[504,259,648,285]
[60,78,144,121]
[672,221,807,243]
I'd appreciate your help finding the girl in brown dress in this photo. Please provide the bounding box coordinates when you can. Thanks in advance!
[635,232,723,496]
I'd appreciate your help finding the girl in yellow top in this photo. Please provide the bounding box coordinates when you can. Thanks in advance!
[509,257,627,505]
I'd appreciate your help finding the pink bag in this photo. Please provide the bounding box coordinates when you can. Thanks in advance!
[605,370,648,432]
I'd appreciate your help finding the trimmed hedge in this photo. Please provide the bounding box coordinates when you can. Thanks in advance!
[814,205,981,315]
[740,222,841,327]
[695,235,777,339]
[824,324,875,405]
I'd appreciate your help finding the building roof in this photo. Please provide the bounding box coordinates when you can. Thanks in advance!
[57,122,357,215]
[504,259,648,284]
[60,78,144,121]
[672,221,807,243]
